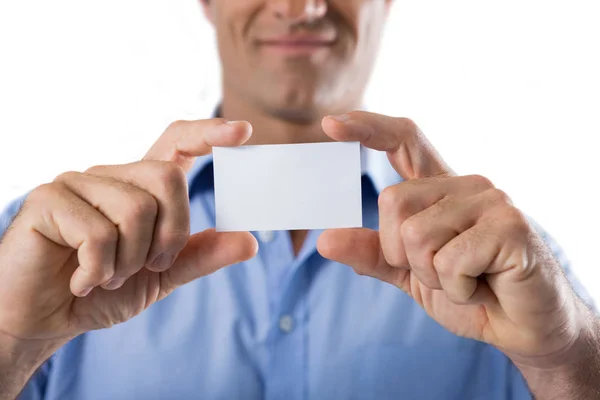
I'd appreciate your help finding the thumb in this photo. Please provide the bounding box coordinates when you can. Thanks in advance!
[161,229,258,291]
[317,228,408,289]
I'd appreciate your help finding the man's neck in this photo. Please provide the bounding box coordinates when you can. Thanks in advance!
[287,230,307,257]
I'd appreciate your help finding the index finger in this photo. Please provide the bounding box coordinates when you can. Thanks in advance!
[322,111,453,180]
[144,119,253,172]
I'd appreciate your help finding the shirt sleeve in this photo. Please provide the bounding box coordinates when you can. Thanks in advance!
[0,194,27,241]
[1,194,53,400]
[529,218,597,312]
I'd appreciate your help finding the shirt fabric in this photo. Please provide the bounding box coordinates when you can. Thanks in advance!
[1,128,595,400]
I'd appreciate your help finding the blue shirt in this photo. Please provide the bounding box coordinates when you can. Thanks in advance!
[1,147,594,400]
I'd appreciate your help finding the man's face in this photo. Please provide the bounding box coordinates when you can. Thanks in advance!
[203,0,391,123]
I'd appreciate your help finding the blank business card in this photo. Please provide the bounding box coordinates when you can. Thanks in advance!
[213,142,362,232]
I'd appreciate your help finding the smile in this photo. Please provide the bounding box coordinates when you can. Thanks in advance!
[258,34,336,56]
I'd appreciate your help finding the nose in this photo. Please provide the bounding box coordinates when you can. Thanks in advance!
[268,0,328,24]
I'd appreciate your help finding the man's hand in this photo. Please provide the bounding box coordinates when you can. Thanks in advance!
[0,118,258,344]
[317,111,596,375]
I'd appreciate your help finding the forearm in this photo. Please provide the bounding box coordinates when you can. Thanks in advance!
[516,310,600,400]
[0,331,62,400]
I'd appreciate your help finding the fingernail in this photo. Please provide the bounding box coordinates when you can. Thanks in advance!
[149,253,175,272]
[79,287,93,297]
[102,278,125,290]
[329,114,351,123]
[225,120,244,125]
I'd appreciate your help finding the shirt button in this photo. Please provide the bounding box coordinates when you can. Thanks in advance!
[258,231,275,243]
[279,315,294,333]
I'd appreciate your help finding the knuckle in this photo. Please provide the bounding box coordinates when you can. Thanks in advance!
[154,162,187,195]
[432,251,453,276]
[100,268,115,284]
[466,174,494,190]
[397,117,419,133]
[383,252,403,269]
[158,230,190,253]
[400,218,426,246]
[503,207,530,236]
[381,241,406,268]
[84,163,123,177]
[378,186,395,211]
[84,164,106,175]
[165,119,192,134]
[123,192,158,221]
[53,170,81,183]
[28,182,64,204]
[87,222,118,249]
[378,186,404,213]
[487,188,512,205]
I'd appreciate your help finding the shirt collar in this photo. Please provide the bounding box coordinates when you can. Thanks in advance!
[186,106,402,196]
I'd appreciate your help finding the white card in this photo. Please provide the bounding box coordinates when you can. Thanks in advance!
[213,142,362,232]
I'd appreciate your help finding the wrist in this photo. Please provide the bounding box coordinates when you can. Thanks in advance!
[0,330,66,397]
[0,331,57,364]
[513,305,600,399]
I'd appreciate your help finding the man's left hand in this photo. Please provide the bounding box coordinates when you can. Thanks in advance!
[318,111,593,368]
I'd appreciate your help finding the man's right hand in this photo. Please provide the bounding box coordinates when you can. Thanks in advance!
[0,119,258,344]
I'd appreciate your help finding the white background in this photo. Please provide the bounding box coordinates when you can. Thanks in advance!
[1,1,599,300]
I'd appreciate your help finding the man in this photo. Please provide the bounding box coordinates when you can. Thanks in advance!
[0,0,598,399]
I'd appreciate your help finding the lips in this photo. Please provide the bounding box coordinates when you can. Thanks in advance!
[257,33,337,55]
[261,36,334,45]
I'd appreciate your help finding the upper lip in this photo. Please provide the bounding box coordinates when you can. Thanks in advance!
[257,33,336,46]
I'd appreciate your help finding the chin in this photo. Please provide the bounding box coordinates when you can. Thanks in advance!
[262,85,322,124]
[266,79,351,124]
[270,106,319,125]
